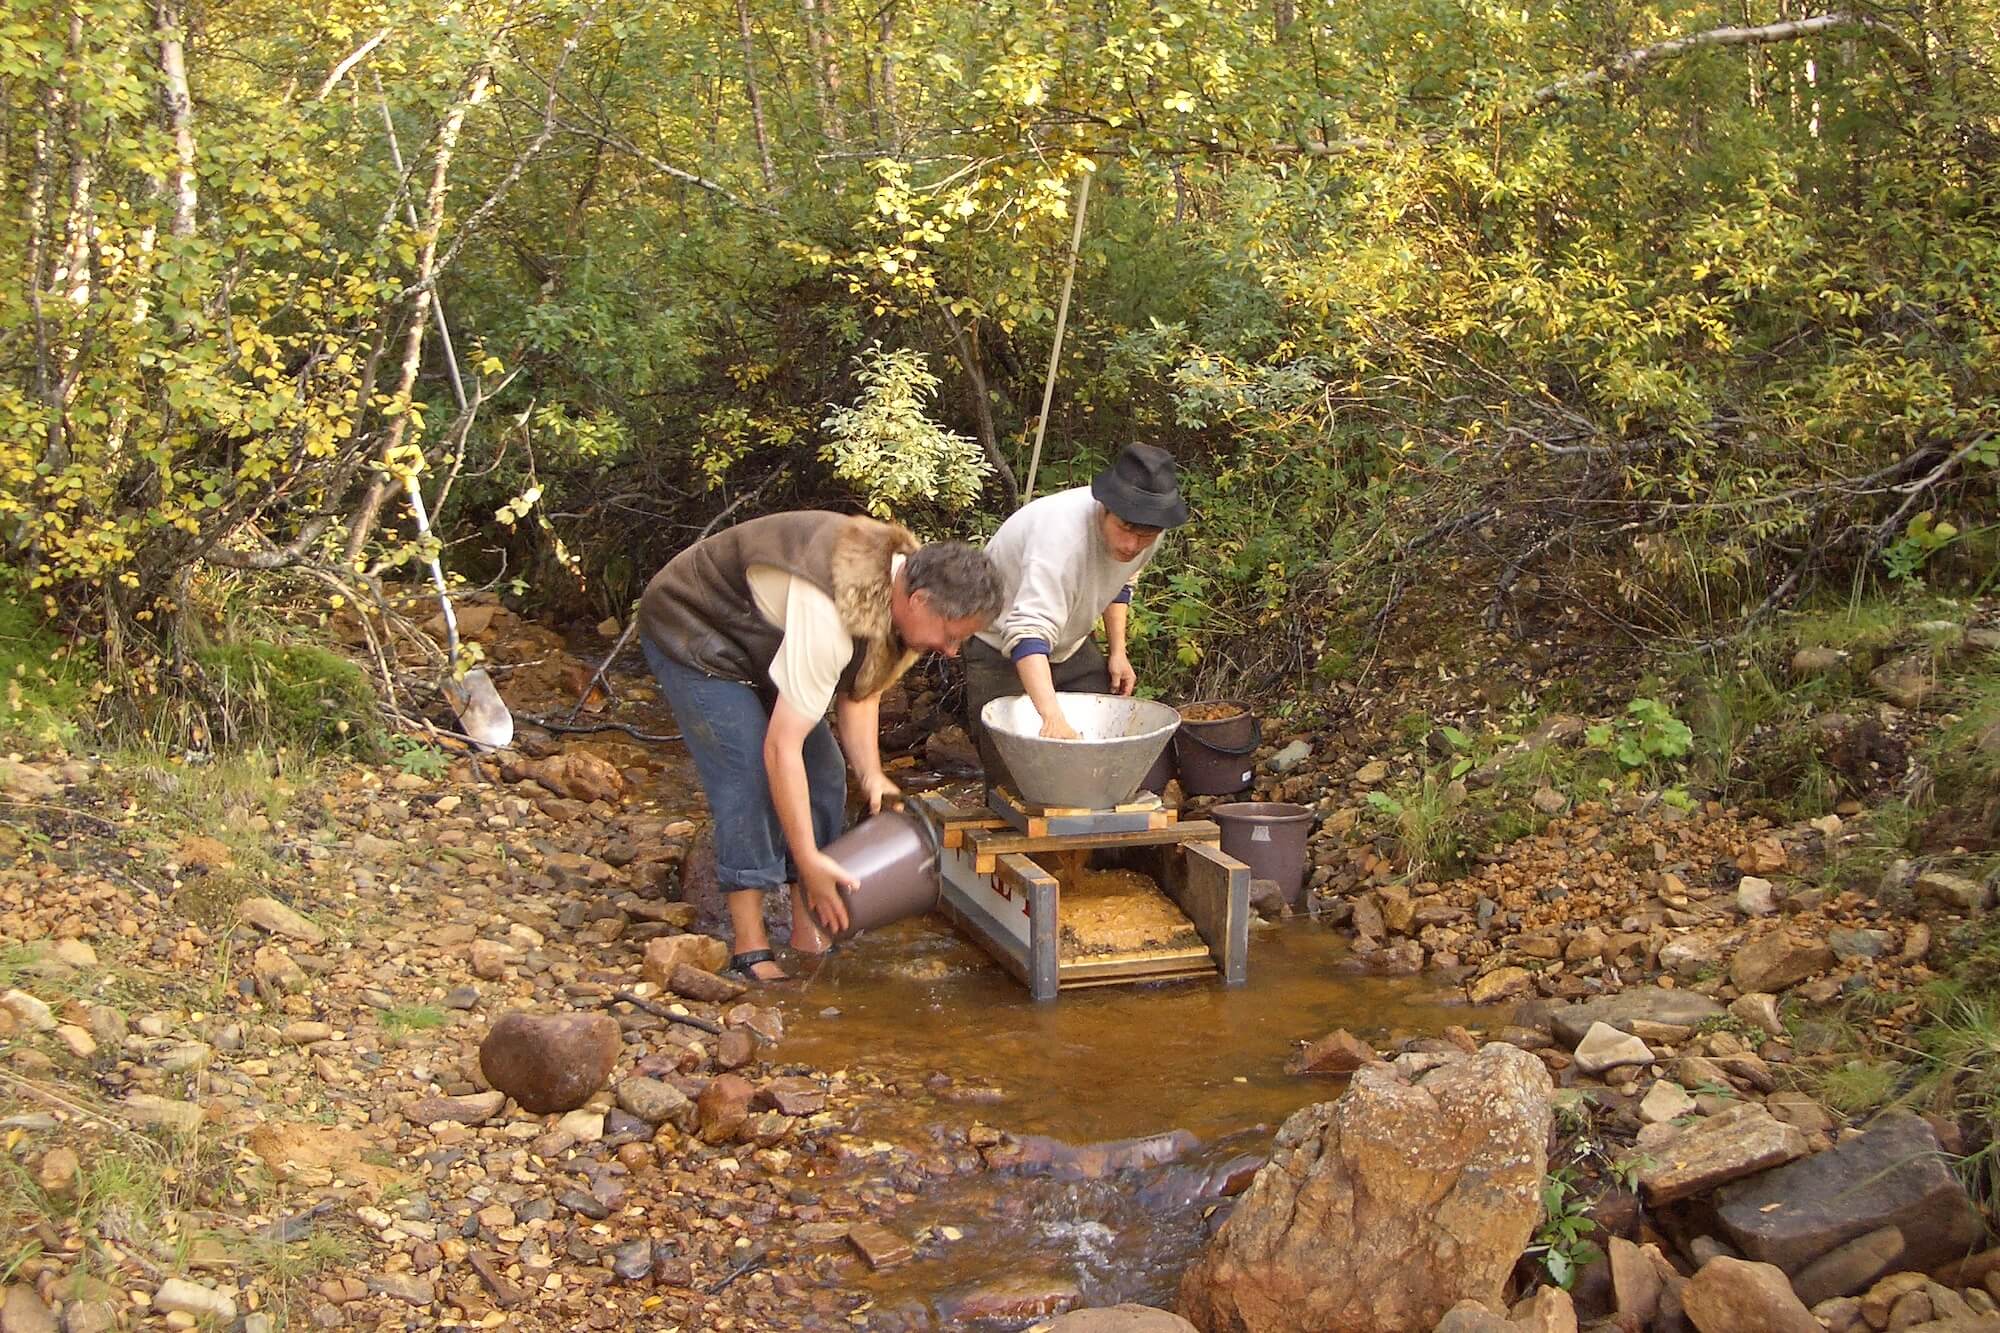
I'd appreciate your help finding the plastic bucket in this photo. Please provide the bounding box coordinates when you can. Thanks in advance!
[821,807,942,940]
[1140,725,1179,796]
[1174,700,1260,796]
[1211,802,1314,908]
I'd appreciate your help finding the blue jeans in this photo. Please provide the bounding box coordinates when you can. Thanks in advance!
[642,639,848,893]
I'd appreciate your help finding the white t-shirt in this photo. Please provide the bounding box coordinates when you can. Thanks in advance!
[746,554,904,716]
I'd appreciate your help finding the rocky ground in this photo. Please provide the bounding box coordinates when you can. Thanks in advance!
[0,596,1995,1332]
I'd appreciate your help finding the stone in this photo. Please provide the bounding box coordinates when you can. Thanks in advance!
[0,760,57,801]
[0,992,53,1032]
[1729,929,1835,993]
[1432,1302,1511,1333]
[0,1286,55,1333]
[1038,1307,1197,1333]
[1286,1029,1381,1076]
[363,1274,435,1307]
[1355,760,1389,785]
[1729,992,1784,1037]
[716,1028,755,1070]
[1510,1286,1578,1333]
[696,1073,755,1143]
[1737,876,1778,916]
[666,962,747,1004]
[756,1076,826,1116]
[1637,1102,1809,1205]
[1543,988,1724,1047]
[1681,1257,1818,1333]
[405,1090,505,1126]
[1267,740,1312,774]
[1574,1022,1653,1075]
[1764,1091,1834,1135]
[945,1274,1083,1323]
[641,934,730,984]
[555,1109,603,1142]
[1377,884,1415,934]
[1791,1226,1906,1306]
[477,1012,622,1115]
[1531,787,1568,816]
[1638,1080,1696,1125]
[1916,872,1992,914]
[1714,1112,1984,1274]
[1178,1045,1552,1333]
[500,752,626,803]
[52,1025,95,1060]
[281,1020,332,1045]
[238,896,326,946]
[615,1077,691,1127]
[1870,659,1934,710]
[1609,1237,1665,1324]
[34,1146,78,1199]
[847,1221,913,1270]
[152,1280,236,1322]
[1467,967,1531,1004]
[123,1094,204,1135]
[1792,646,1845,677]
[251,946,307,993]
[1738,836,1789,875]
[1829,927,1896,959]
[468,940,515,980]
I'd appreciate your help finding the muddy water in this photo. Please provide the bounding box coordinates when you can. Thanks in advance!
[772,917,1477,1322]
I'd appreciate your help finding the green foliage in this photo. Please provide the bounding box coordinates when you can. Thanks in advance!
[1532,1167,1602,1290]
[0,582,88,749]
[1586,699,1695,773]
[382,1005,447,1038]
[388,737,450,780]
[189,641,383,758]
[820,347,990,522]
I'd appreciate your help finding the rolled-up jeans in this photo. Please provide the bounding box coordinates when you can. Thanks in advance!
[642,639,847,893]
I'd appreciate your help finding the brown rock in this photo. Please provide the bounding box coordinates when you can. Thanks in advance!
[1512,1285,1579,1333]
[1468,966,1532,1004]
[1738,836,1789,875]
[1377,884,1415,934]
[478,1012,622,1115]
[1610,1237,1665,1324]
[406,1091,505,1125]
[666,962,747,1004]
[1682,1257,1818,1333]
[642,934,731,985]
[944,1274,1083,1323]
[1038,1308,1198,1333]
[1792,1227,1906,1306]
[846,1221,913,1270]
[715,1028,755,1070]
[696,1073,755,1143]
[1286,1029,1381,1076]
[239,896,326,946]
[1729,929,1835,993]
[0,1285,56,1333]
[501,752,626,803]
[1432,1301,1511,1332]
[1178,1045,1551,1333]
[756,1076,826,1116]
[1637,1103,1809,1205]
[469,939,515,980]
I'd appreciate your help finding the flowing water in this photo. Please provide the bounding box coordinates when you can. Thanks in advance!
[770,915,1480,1323]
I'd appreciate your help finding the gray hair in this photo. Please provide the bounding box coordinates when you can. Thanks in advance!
[905,542,1003,622]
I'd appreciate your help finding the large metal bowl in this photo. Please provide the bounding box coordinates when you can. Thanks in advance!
[980,692,1181,809]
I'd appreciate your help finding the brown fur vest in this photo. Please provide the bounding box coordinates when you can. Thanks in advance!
[637,511,919,703]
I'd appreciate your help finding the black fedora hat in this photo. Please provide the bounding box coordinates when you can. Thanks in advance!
[1091,443,1189,529]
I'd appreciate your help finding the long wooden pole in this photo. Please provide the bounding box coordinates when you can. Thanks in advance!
[1023,169,1092,502]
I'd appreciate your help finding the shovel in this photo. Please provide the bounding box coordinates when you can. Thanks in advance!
[405,475,514,751]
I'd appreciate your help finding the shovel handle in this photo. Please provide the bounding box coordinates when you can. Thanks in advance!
[403,476,463,668]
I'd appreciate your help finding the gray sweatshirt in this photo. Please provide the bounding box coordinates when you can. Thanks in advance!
[974,485,1158,663]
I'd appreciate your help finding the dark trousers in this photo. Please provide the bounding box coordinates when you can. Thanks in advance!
[961,637,1111,794]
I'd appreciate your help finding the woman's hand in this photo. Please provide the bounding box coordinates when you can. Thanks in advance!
[1038,708,1080,740]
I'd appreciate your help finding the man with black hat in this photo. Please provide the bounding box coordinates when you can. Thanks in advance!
[963,443,1189,793]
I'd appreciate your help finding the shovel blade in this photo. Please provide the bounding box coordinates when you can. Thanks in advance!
[443,669,514,750]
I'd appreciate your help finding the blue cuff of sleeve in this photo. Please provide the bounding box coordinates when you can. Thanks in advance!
[1113,585,1134,605]
[1009,638,1052,662]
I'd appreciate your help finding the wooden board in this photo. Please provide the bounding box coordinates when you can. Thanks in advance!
[1161,841,1251,987]
[966,819,1222,874]
[910,792,1007,849]
[988,786,1175,838]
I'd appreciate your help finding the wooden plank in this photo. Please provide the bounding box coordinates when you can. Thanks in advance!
[913,792,1006,849]
[967,820,1223,874]
[1058,962,1218,990]
[997,853,1062,1003]
[1163,841,1250,987]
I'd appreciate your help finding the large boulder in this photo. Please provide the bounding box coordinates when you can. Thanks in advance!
[478,1012,622,1115]
[1178,1045,1552,1333]
[1041,1307,1198,1333]
[1714,1111,1984,1274]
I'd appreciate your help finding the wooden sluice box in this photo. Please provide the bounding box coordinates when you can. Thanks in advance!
[910,789,1251,1002]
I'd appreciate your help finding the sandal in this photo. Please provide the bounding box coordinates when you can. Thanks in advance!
[724,949,786,983]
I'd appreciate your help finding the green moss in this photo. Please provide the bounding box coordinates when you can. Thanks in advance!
[0,584,88,749]
[191,640,384,758]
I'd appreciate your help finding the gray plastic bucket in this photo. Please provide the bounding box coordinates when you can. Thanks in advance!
[821,807,942,939]
[1211,802,1313,908]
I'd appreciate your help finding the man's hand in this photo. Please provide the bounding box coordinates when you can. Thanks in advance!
[1038,708,1080,740]
[857,769,902,815]
[798,850,855,934]
[1107,651,1137,697]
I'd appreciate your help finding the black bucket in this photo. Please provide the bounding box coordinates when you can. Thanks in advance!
[1211,802,1314,909]
[1174,700,1260,796]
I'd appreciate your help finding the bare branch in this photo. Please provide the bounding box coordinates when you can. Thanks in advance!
[316,27,391,101]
